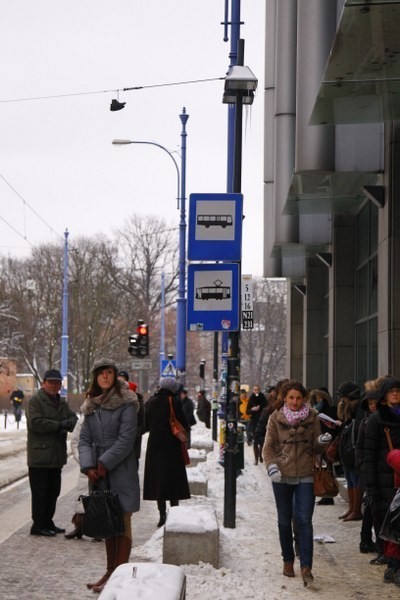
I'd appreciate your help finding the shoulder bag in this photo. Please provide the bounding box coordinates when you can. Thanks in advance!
[168,396,190,465]
[313,455,339,498]
[168,396,188,443]
[79,475,124,539]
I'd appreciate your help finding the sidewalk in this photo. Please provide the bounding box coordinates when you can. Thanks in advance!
[0,430,398,599]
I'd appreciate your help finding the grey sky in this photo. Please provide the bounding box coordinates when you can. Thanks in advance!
[0,1,264,275]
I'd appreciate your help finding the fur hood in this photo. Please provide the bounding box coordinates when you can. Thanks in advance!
[80,381,138,415]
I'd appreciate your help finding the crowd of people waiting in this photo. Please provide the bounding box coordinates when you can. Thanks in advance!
[239,375,400,588]
[24,359,400,591]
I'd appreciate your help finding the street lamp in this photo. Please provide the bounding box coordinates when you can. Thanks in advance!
[112,107,189,383]
[222,39,257,529]
[60,229,69,399]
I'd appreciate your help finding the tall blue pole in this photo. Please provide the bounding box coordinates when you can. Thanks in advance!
[160,271,165,378]
[61,229,69,398]
[176,107,189,384]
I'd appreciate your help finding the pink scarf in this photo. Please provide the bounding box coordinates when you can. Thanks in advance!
[283,403,310,426]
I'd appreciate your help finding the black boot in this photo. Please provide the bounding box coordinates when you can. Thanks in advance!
[64,513,83,539]
[157,500,167,527]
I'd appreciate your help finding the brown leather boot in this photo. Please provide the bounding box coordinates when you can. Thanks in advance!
[91,536,132,593]
[283,561,295,577]
[301,566,314,586]
[114,535,132,569]
[343,487,363,521]
[87,537,116,590]
[338,488,354,519]
[64,513,83,539]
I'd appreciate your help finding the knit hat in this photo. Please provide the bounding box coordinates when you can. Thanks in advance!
[337,381,361,400]
[118,370,129,381]
[91,358,117,373]
[43,369,63,381]
[159,377,179,394]
[377,376,400,404]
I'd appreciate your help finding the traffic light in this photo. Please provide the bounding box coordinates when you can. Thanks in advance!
[137,321,149,357]
[199,360,206,379]
[128,320,149,357]
[128,333,140,356]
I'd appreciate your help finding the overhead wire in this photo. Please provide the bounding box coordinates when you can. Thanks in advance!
[0,76,225,104]
[0,173,63,245]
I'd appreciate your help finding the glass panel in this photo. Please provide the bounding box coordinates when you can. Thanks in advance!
[285,171,382,215]
[310,4,400,124]
[370,255,378,314]
[370,203,378,252]
[369,317,378,379]
[356,321,368,385]
[357,204,369,263]
[356,265,369,320]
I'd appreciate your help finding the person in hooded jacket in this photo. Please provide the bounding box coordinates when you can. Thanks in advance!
[364,375,400,566]
[355,386,378,554]
[143,377,190,527]
[79,358,140,593]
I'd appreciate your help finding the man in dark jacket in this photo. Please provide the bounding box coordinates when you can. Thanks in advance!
[26,369,77,537]
[196,390,211,429]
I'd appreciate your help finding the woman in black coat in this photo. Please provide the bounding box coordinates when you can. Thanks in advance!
[143,377,190,527]
[364,376,400,565]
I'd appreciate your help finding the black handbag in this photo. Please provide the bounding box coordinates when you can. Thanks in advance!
[380,489,400,544]
[79,477,124,539]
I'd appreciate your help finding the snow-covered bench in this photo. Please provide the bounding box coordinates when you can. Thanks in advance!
[191,439,214,453]
[187,448,207,467]
[98,563,186,600]
[186,469,208,496]
[163,505,219,568]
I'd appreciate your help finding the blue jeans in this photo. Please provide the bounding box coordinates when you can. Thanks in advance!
[343,467,359,489]
[272,481,315,568]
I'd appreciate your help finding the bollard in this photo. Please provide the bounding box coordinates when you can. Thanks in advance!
[3,410,7,429]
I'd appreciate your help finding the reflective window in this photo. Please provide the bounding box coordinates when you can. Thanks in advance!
[355,202,378,381]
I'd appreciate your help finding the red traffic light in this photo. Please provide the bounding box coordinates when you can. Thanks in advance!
[137,325,148,336]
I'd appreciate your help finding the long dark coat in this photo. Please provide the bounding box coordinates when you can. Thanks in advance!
[79,385,140,513]
[364,405,400,514]
[143,389,190,502]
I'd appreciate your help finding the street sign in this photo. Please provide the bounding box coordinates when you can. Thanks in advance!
[131,359,152,370]
[188,193,243,260]
[187,263,240,332]
[161,359,177,377]
[241,274,254,330]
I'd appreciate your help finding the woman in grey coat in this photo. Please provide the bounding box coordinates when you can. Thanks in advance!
[79,358,139,594]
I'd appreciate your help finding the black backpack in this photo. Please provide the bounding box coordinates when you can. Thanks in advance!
[339,419,357,470]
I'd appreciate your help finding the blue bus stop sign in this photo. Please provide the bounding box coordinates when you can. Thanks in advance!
[188,193,243,261]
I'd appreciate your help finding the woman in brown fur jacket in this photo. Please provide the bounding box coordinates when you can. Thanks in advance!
[263,380,331,586]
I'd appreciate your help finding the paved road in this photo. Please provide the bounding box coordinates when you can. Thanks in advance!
[0,431,161,600]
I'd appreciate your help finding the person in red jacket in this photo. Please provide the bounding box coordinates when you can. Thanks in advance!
[383,447,400,586]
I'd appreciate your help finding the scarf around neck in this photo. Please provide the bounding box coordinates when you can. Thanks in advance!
[283,402,310,426]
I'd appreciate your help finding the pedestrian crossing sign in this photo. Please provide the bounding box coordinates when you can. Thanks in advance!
[161,359,177,378]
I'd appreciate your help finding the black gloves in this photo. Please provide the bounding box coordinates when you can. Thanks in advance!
[59,417,76,432]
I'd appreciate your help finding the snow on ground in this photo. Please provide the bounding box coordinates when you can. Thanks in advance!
[0,410,26,432]
[129,422,300,600]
